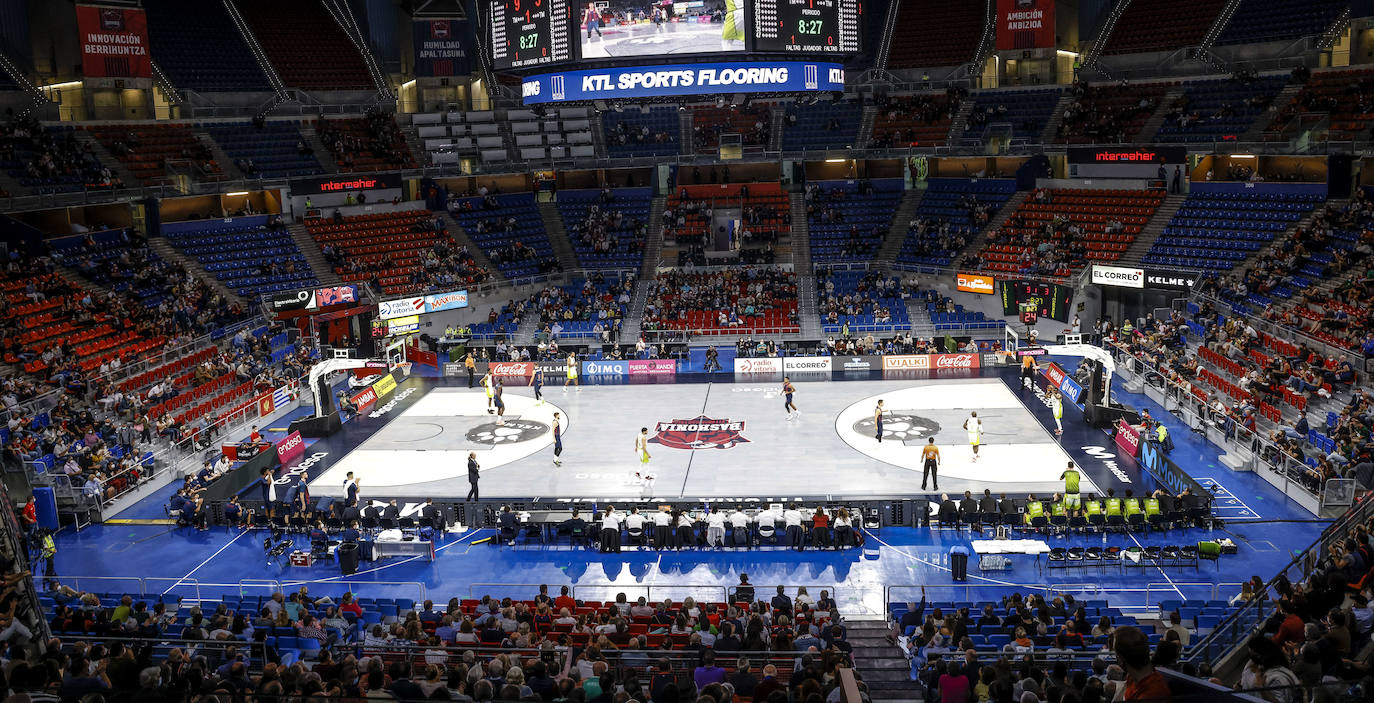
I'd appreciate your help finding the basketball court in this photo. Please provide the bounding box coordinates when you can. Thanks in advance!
[306,370,1123,503]
[579,19,745,58]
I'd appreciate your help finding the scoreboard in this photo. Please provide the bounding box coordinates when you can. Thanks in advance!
[752,0,861,54]
[489,0,573,70]
[999,280,1073,323]
[488,0,860,72]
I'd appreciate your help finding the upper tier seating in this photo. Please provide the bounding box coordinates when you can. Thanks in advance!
[307,210,446,295]
[1214,0,1349,46]
[601,106,679,157]
[163,216,318,299]
[1102,0,1229,54]
[504,108,594,163]
[976,188,1165,278]
[1056,83,1168,144]
[868,93,954,149]
[1268,68,1374,141]
[1154,76,1287,143]
[235,0,373,90]
[896,179,1016,268]
[663,183,790,249]
[643,268,798,335]
[1143,186,1322,272]
[86,125,220,185]
[48,229,172,308]
[1,124,112,195]
[556,187,649,270]
[317,114,417,173]
[817,270,910,334]
[885,0,981,68]
[143,0,270,92]
[411,110,507,166]
[206,122,322,179]
[522,276,633,340]
[692,105,771,152]
[782,100,862,151]
[963,89,1062,144]
[449,193,559,278]
[805,179,903,263]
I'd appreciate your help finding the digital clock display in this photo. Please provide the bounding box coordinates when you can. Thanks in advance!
[752,0,860,54]
[488,0,573,70]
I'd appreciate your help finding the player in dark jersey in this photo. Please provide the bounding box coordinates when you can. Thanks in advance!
[493,380,506,426]
[530,367,545,406]
[783,377,800,420]
[552,412,563,466]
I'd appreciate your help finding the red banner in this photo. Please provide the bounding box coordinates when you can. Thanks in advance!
[1114,419,1141,458]
[1043,362,1067,388]
[350,386,378,414]
[995,0,1055,50]
[275,431,306,465]
[489,361,534,378]
[257,393,275,417]
[406,345,439,369]
[76,5,152,78]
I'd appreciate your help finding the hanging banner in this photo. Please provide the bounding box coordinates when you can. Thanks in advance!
[995,0,1055,50]
[414,19,473,77]
[76,5,152,78]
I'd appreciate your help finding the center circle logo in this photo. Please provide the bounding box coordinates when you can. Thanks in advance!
[466,419,549,445]
[851,412,942,443]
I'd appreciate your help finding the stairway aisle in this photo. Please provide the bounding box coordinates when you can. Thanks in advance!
[943,99,977,146]
[287,223,340,285]
[798,274,821,339]
[953,190,1031,266]
[536,199,581,271]
[147,238,245,307]
[641,195,667,278]
[439,212,508,286]
[1037,94,1074,145]
[875,188,925,265]
[788,192,812,272]
[618,279,653,343]
[1135,87,1185,142]
[848,620,924,703]
[1117,192,1187,265]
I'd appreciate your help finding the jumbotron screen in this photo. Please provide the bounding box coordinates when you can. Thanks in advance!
[488,0,858,69]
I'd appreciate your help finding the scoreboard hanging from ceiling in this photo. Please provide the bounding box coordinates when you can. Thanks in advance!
[752,0,861,54]
[488,0,860,72]
[489,0,574,70]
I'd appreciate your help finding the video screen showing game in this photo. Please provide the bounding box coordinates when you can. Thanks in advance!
[576,0,748,59]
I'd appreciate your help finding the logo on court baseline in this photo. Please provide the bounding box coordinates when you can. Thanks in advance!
[650,415,750,450]
[852,412,942,443]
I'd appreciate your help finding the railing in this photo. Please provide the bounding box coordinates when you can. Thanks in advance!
[1183,492,1374,666]
[466,582,877,615]
[1104,339,1328,509]
[1191,291,1369,374]
[884,582,1246,615]
[58,575,428,605]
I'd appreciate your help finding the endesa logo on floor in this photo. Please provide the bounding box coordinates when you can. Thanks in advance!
[733,358,782,374]
[489,361,534,378]
[582,360,629,376]
[1114,419,1141,458]
[629,359,676,376]
[275,431,306,464]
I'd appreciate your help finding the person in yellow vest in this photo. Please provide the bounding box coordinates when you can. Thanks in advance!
[1154,422,1172,452]
[1060,461,1081,513]
[1104,489,1123,520]
[1120,319,1134,335]
[1024,495,1044,526]
[1123,491,1143,524]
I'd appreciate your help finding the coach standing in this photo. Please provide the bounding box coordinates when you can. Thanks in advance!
[467,452,480,500]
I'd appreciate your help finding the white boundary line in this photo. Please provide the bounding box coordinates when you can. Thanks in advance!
[161,529,249,595]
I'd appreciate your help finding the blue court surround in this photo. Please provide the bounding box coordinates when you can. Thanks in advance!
[52,360,1328,615]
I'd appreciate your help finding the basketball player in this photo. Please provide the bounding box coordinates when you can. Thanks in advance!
[635,427,651,464]
[782,377,799,420]
[493,379,506,426]
[530,366,545,406]
[1060,461,1081,513]
[963,411,983,461]
[552,412,563,466]
[921,437,940,491]
[482,371,495,414]
[874,399,885,442]
[1050,387,1064,436]
[1020,354,1038,388]
[564,353,580,392]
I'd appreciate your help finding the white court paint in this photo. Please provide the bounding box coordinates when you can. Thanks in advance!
[835,380,1100,494]
[311,388,568,489]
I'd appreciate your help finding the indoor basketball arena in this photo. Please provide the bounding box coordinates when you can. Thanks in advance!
[0,0,1363,700]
